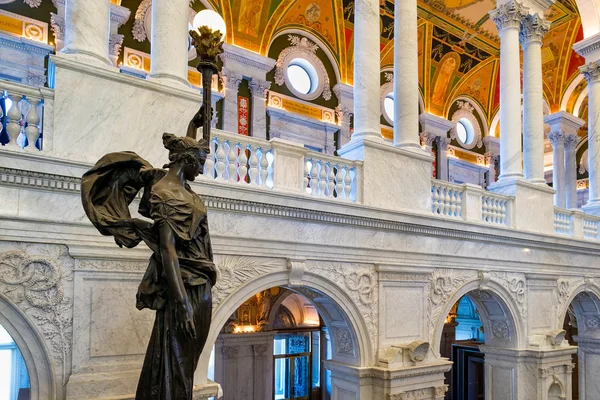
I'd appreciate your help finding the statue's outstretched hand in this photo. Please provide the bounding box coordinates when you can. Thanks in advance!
[176,298,196,339]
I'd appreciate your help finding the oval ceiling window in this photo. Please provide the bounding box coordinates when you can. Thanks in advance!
[384,94,395,122]
[287,58,318,96]
[456,118,475,145]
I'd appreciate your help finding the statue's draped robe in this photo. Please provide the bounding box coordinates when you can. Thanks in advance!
[81,152,216,400]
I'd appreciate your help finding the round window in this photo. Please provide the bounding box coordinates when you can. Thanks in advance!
[384,94,395,122]
[286,58,319,96]
[456,118,474,145]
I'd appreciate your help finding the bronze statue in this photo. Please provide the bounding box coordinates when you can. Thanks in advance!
[81,105,215,399]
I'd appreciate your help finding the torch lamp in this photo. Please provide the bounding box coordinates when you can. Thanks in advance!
[189,10,226,141]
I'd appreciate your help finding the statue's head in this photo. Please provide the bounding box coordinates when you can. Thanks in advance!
[162,133,210,181]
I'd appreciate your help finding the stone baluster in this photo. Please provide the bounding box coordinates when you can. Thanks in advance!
[327,163,336,198]
[238,144,248,183]
[352,0,382,140]
[521,13,550,184]
[259,149,269,187]
[61,0,111,66]
[248,145,259,186]
[203,138,216,178]
[490,1,529,181]
[226,141,238,182]
[310,160,319,196]
[303,160,310,193]
[318,161,327,197]
[335,165,344,198]
[24,98,41,149]
[6,95,23,146]
[222,69,243,133]
[393,0,420,149]
[148,0,189,87]
[214,138,226,181]
[344,166,353,200]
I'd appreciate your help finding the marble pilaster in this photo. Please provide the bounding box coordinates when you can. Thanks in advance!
[393,0,420,149]
[490,1,529,181]
[575,336,600,400]
[352,0,382,139]
[249,79,271,140]
[419,113,454,181]
[108,4,131,67]
[222,68,243,134]
[545,112,584,208]
[333,83,354,148]
[521,13,550,184]
[483,136,501,187]
[61,0,111,66]
[148,0,189,87]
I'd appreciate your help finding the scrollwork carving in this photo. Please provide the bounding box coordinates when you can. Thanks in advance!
[491,320,509,339]
[490,272,527,320]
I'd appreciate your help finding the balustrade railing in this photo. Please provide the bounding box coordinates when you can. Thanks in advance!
[304,154,360,202]
[431,181,464,218]
[0,80,52,151]
[553,208,573,236]
[203,130,274,188]
[481,193,510,226]
[584,217,600,240]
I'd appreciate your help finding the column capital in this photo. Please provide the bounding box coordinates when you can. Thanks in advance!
[50,12,65,41]
[546,130,564,147]
[564,134,580,150]
[436,136,451,151]
[249,78,271,99]
[580,61,600,84]
[544,111,586,136]
[419,113,454,137]
[222,69,244,91]
[520,13,549,45]
[490,1,530,32]
[419,132,437,147]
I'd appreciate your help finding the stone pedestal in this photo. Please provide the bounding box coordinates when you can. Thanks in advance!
[489,178,554,234]
[61,0,111,66]
[338,136,433,213]
[148,0,189,87]
[480,346,577,400]
[270,138,308,193]
[215,332,275,400]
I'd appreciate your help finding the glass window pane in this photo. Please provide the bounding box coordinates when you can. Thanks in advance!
[384,95,395,122]
[0,349,12,400]
[311,331,320,388]
[456,121,468,143]
[287,333,310,355]
[293,356,310,398]
[0,325,14,346]
[274,357,290,400]
[287,65,312,94]
[274,336,287,356]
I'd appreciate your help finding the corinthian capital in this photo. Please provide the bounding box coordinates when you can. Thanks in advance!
[490,1,529,32]
[249,79,272,99]
[547,131,564,147]
[581,61,600,84]
[520,13,550,45]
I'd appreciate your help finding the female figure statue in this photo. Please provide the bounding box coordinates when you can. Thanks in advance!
[81,107,216,399]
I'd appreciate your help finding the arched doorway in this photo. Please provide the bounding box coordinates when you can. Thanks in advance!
[0,293,56,400]
[435,283,522,400]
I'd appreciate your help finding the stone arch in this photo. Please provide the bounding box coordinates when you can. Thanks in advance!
[0,292,56,400]
[558,282,600,335]
[432,277,525,355]
[574,0,600,38]
[195,267,373,384]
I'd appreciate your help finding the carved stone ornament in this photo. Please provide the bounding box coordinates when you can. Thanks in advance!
[555,278,583,323]
[0,247,73,385]
[222,345,240,360]
[212,256,280,308]
[426,269,478,342]
[50,12,65,41]
[490,271,527,320]
[274,35,332,101]
[133,0,197,42]
[287,258,306,287]
[391,387,441,400]
[519,13,549,45]
[23,0,42,7]
[581,61,600,84]
[450,100,483,150]
[333,327,354,355]
[489,1,529,32]
[564,134,579,150]
[491,320,510,339]
[109,34,125,58]
[252,343,269,357]
[585,316,600,331]
[547,131,564,147]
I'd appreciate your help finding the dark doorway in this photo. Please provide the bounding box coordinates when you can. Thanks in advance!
[452,344,485,400]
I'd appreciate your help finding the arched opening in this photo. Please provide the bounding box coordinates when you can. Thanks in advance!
[561,289,600,400]
[208,287,335,399]
[436,285,521,400]
[0,293,56,400]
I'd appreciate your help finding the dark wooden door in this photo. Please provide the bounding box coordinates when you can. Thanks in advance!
[452,344,485,400]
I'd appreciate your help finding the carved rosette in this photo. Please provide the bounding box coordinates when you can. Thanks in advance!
[489,1,529,32]
[581,61,600,84]
[519,13,549,45]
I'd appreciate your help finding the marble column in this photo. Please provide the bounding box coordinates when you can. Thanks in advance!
[565,134,581,209]
[393,0,420,149]
[521,13,549,184]
[61,0,111,66]
[222,69,243,134]
[581,62,600,213]
[490,1,529,181]
[548,130,566,208]
[352,0,382,140]
[483,136,500,187]
[148,0,189,87]
[249,79,271,140]
[436,137,451,181]
[108,4,130,67]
